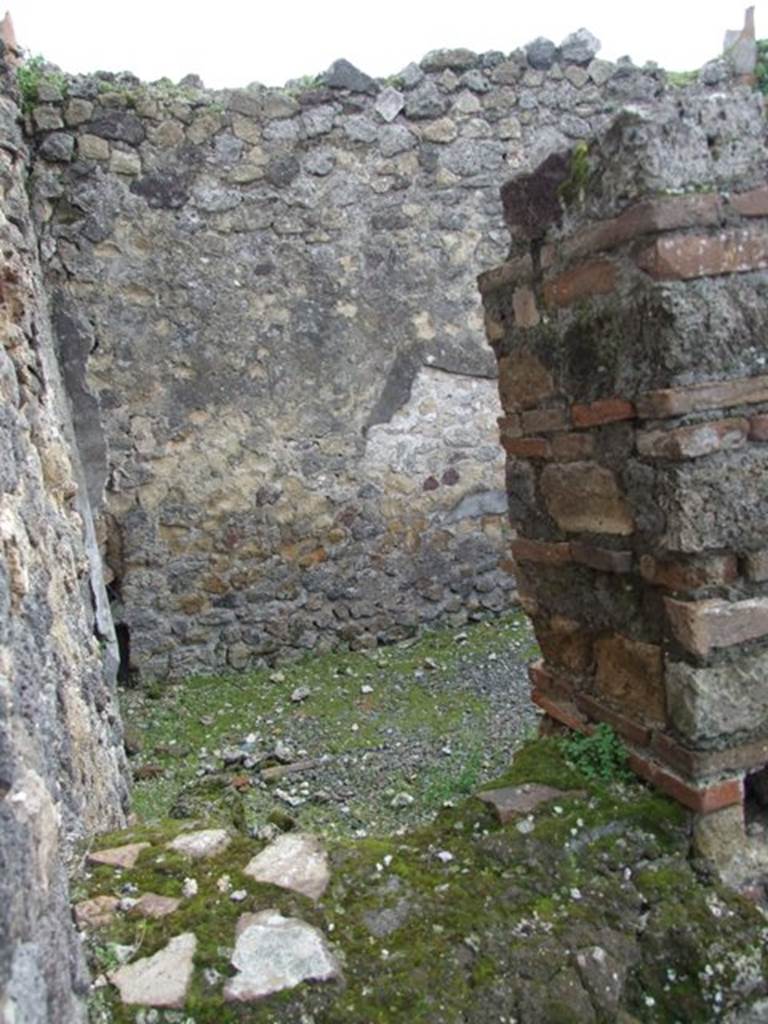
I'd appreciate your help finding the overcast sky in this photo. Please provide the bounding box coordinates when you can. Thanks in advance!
[11,1,765,89]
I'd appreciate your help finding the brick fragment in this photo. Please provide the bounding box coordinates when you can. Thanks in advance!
[569,542,632,574]
[575,693,652,747]
[528,659,576,697]
[540,462,634,535]
[531,690,591,734]
[511,538,572,565]
[744,549,768,582]
[571,398,636,428]
[503,436,552,458]
[636,417,749,459]
[637,228,768,281]
[636,373,768,419]
[564,193,722,259]
[512,285,540,327]
[664,596,768,656]
[627,754,742,813]
[639,553,738,592]
[497,351,554,411]
[542,259,618,307]
[521,405,569,435]
[595,634,666,724]
[729,185,768,218]
[749,413,768,441]
[551,432,595,460]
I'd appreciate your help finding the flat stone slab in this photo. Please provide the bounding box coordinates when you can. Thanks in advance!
[129,893,182,919]
[476,784,586,824]
[223,910,341,1002]
[109,932,197,1008]
[167,828,230,859]
[73,895,120,929]
[87,842,150,869]
[243,832,329,901]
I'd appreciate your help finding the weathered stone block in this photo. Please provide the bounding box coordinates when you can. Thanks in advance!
[649,448,768,552]
[521,405,569,435]
[540,462,634,535]
[551,432,595,460]
[665,596,768,656]
[666,650,768,744]
[535,616,594,673]
[497,351,554,411]
[594,634,666,724]
[636,417,749,460]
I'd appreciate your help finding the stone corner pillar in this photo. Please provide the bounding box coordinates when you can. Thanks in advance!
[478,88,768,838]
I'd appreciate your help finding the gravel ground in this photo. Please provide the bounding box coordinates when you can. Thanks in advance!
[121,611,541,839]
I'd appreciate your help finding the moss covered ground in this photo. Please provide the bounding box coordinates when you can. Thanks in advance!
[79,616,768,1022]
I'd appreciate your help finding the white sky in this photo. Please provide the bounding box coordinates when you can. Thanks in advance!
[11,1,766,89]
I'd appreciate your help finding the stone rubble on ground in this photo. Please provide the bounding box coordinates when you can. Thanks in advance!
[476,783,587,824]
[167,828,231,859]
[87,842,150,869]
[223,909,342,1003]
[108,933,197,1008]
[243,832,330,901]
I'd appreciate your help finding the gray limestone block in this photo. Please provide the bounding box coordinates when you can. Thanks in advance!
[525,37,557,71]
[420,48,479,72]
[86,110,145,145]
[321,59,379,95]
[666,652,768,746]
[404,80,448,120]
[560,28,601,65]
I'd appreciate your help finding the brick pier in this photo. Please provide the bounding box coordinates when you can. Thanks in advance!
[479,89,768,832]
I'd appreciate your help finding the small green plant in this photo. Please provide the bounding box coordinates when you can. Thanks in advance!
[665,69,698,88]
[559,723,632,783]
[16,54,46,110]
[756,39,768,95]
[558,140,590,209]
[16,53,66,112]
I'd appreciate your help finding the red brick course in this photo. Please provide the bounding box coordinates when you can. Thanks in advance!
[729,185,768,218]
[542,260,618,307]
[637,229,768,281]
[627,754,743,813]
[635,374,768,419]
[563,193,722,259]
[571,398,636,428]
[503,436,552,459]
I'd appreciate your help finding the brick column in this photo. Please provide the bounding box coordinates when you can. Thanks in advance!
[479,90,768,822]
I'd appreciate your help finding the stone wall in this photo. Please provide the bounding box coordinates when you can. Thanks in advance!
[0,44,128,1023]
[21,32,713,680]
[479,86,768,820]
